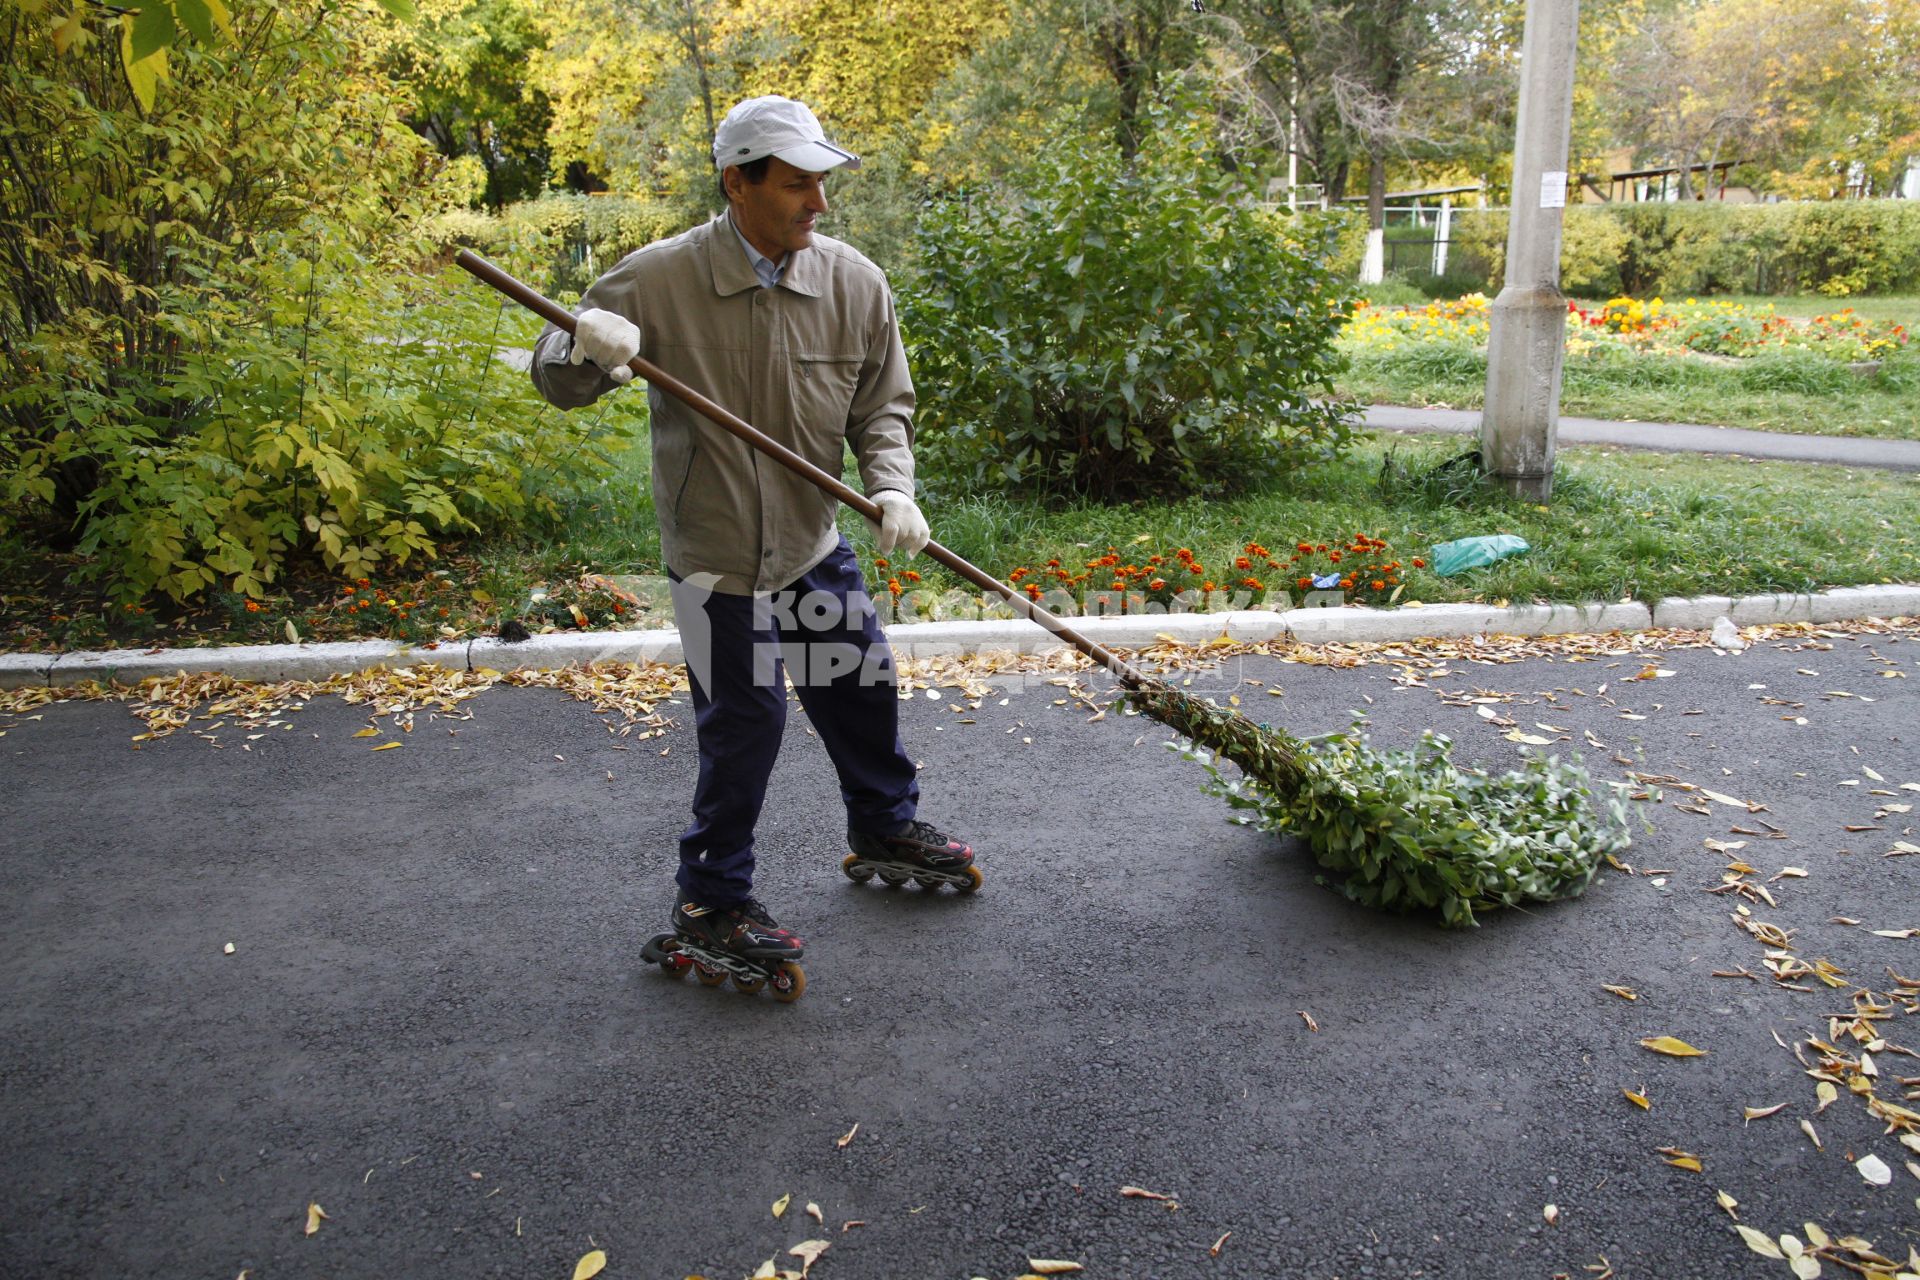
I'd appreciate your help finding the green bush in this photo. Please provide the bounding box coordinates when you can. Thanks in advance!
[64,251,638,603]
[0,1,641,605]
[900,94,1355,500]
[417,194,688,298]
[1450,201,1920,299]
[1768,201,1920,296]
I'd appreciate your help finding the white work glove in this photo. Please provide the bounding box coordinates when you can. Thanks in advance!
[569,307,639,385]
[871,490,930,560]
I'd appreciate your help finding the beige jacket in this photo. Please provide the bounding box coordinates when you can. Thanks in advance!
[530,212,915,595]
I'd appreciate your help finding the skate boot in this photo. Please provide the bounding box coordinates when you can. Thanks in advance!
[641,897,806,1001]
[842,819,982,893]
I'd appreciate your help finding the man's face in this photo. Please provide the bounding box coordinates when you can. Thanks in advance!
[727,155,830,261]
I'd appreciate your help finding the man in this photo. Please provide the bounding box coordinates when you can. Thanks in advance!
[529,96,977,992]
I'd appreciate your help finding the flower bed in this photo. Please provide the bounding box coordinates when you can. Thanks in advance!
[1342,294,1910,363]
[869,536,1425,620]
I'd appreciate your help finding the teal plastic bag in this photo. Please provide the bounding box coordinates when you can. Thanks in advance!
[1430,533,1529,577]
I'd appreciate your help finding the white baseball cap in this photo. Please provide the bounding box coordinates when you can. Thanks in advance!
[712,96,861,173]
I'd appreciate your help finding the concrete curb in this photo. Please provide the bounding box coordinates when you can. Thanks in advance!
[5,586,1916,691]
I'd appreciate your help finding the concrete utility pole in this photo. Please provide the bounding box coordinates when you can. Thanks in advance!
[1480,0,1580,501]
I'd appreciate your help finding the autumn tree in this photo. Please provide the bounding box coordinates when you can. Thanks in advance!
[1600,0,1920,198]
[372,0,555,207]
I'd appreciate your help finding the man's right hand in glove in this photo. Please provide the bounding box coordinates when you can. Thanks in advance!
[569,308,640,385]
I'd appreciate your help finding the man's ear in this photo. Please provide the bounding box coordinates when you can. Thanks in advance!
[720,165,739,203]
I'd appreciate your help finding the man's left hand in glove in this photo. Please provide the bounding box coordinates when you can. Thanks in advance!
[870,490,930,560]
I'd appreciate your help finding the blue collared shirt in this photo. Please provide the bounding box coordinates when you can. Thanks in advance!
[727,211,786,288]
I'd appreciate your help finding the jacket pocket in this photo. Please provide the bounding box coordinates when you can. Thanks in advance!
[792,353,863,433]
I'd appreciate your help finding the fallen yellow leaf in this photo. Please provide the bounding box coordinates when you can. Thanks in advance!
[1738,1224,1784,1258]
[789,1240,830,1277]
[1028,1263,1085,1276]
[1622,1089,1650,1109]
[836,1123,859,1149]
[1602,985,1638,1000]
[572,1249,607,1280]
[1640,1036,1707,1057]
[772,1193,791,1219]
[304,1203,328,1235]
[1744,1103,1788,1122]
[352,727,380,738]
[371,741,401,751]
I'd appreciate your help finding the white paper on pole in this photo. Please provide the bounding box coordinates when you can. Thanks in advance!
[1539,171,1567,209]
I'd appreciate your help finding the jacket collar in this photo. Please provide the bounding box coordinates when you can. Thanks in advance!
[705,210,823,299]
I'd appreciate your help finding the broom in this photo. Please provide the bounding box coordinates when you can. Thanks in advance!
[455,250,1634,926]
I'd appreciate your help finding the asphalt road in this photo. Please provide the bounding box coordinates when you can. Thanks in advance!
[1360,405,1920,471]
[3,625,1917,1280]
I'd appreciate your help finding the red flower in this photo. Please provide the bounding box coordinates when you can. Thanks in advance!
[1412,557,1426,568]
[1149,578,1166,591]
[1235,556,1251,570]
[1297,576,1312,590]
[1370,580,1385,591]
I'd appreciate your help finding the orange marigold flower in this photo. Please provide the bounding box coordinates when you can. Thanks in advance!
[1234,556,1251,570]
[1201,581,1217,592]
[1296,542,1312,553]
[1339,577,1354,589]
[1370,580,1385,591]
[888,578,902,594]
[1297,576,1312,589]
[1412,557,1426,568]
[1328,552,1342,563]
[1189,565,1204,575]
[1025,583,1042,599]
[1111,579,1125,590]
[1241,577,1262,590]
[1149,578,1166,591]
[904,570,921,582]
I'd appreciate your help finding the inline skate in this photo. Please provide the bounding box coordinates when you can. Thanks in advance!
[641,897,806,1001]
[841,819,982,892]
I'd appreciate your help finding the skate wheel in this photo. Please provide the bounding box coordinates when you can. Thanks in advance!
[732,973,766,994]
[695,963,727,987]
[841,853,876,883]
[912,871,941,889]
[955,865,984,894]
[878,867,911,887]
[770,961,806,1003]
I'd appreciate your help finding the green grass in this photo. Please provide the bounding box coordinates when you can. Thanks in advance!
[901,435,1920,610]
[9,428,1919,652]
[1337,341,1920,440]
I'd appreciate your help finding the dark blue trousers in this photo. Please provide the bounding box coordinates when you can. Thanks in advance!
[669,539,918,907]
